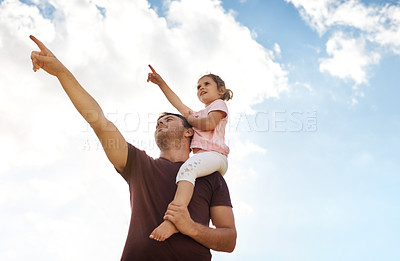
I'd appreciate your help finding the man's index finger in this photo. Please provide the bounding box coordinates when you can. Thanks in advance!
[148,64,157,73]
[29,35,48,51]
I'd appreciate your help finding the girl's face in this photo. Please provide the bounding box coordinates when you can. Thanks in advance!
[197,76,225,106]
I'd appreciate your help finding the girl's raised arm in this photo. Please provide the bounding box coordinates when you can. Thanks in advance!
[147,65,192,118]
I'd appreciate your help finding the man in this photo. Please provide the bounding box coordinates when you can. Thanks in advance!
[29,35,236,260]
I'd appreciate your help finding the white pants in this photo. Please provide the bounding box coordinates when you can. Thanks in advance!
[176,151,228,185]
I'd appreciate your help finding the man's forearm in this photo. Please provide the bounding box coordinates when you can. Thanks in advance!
[164,203,237,252]
[57,68,105,126]
[188,222,237,252]
[56,68,127,172]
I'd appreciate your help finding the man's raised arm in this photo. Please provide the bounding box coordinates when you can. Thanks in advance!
[30,35,127,172]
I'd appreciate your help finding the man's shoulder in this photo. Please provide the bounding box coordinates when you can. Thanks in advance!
[126,143,166,166]
[191,172,232,214]
[126,143,178,164]
[195,172,231,197]
[197,171,227,185]
[118,143,156,181]
[126,142,150,158]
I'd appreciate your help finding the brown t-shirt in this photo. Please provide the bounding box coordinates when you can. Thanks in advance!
[118,143,232,261]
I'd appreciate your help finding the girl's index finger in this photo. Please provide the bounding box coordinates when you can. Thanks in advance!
[148,64,157,73]
[29,35,48,51]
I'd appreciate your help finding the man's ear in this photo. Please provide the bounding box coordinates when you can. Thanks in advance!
[185,128,194,138]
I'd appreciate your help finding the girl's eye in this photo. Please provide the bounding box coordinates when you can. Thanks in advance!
[197,85,201,90]
[205,82,209,86]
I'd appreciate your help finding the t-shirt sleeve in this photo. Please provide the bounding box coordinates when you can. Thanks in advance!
[207,99,228,118]
[116,143,148,183]
[210,174,233,207]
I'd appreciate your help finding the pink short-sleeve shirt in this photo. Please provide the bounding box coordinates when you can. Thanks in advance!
[190,99,229,156]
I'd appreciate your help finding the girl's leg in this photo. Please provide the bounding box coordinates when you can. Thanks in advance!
[174,151,228,206]
[150,152,227,241]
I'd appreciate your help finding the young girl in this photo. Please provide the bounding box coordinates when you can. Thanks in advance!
[147,65,233,241]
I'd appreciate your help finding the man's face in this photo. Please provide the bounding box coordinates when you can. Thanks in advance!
[155,115,186,150]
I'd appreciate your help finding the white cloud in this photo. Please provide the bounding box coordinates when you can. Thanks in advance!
[225,138,266,208]
[287,0,400,85]
[372,4,400,55]
[234,200,254,218]
[286,0,384,35]
[287,0,334,34]
[231,139,266,159]
[274,42,282,57]
[294,81,313,93]
[319,32,380,84]
[0,0,56,42]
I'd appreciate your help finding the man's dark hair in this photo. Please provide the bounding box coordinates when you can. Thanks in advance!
[157,112,193,145]
[158,112,192,129]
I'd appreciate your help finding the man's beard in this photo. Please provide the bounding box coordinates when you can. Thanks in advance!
[155,128,186,151]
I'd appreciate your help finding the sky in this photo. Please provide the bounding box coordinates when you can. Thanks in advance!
[0,0,399,260]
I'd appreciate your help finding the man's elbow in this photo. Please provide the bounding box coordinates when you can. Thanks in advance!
[223,243,236,253]
[227,229,237,252]
[219,228,237,253]
[87,110,106,129]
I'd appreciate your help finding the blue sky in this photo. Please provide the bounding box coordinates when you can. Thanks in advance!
[0,0,400,260]
[217,1,400,260]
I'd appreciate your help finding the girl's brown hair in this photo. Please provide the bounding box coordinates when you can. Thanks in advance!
[200,73,233,101]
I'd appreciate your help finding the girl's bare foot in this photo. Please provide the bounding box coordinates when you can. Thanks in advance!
[149,220,178,241]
